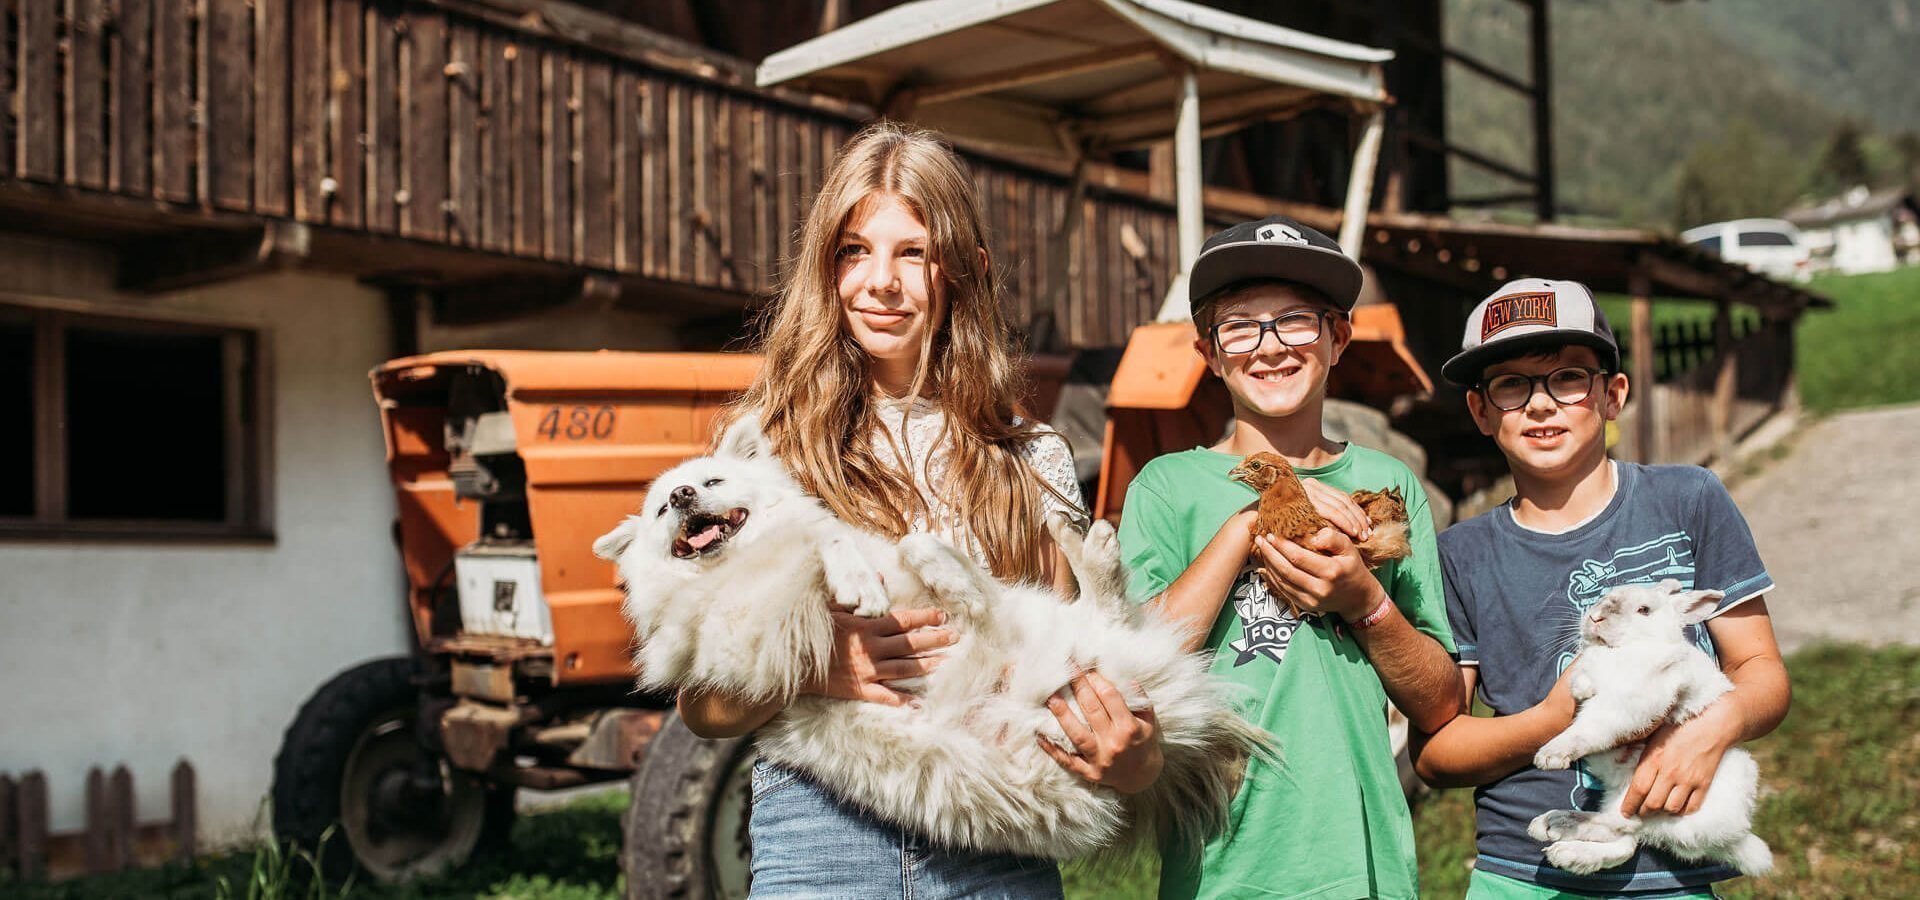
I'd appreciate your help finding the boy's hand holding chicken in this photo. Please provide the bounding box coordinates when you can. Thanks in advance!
[1228,452,1412,620]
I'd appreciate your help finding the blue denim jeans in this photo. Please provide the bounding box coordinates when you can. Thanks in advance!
[747,759,1064,900]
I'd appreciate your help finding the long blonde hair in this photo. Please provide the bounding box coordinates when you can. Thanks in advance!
[735,122,1058,582]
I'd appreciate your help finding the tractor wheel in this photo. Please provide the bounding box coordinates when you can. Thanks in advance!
[621,714,754,900]
[272,656,515,883]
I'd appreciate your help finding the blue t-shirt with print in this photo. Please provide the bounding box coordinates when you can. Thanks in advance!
[1437,462,1774,895]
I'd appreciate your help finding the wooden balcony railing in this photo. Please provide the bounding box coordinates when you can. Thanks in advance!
[0,0,1182,348]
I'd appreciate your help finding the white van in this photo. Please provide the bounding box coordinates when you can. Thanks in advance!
[1680,218,1812,283]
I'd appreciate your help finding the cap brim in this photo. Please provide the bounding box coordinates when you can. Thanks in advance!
[1188,241,1363,311]
[1441,330,1623,387]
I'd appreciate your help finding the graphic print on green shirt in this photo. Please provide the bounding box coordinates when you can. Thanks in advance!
[1117,446,1454,900]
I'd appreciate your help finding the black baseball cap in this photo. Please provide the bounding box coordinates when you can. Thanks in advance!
[1188,215,1364,312]
[1440,278,1622,386]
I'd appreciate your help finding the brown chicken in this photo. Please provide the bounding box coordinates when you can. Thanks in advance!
[1227,451,1412,570]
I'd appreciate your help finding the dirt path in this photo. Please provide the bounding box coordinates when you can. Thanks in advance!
[1730,403,1920,651]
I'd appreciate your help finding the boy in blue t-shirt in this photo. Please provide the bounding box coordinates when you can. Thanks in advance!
[1413,279,1792,898]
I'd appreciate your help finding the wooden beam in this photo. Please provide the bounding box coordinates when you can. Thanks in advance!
[415,0,868,119]
[1529,0,1555,220]
[117,224,313,293]
[1173,69,1203,279]
[1405,130,1536,185]
[1390,23,1535,96]
[1339,109,1387,258]
[17,772,48,880]
[1451,191,1539,208]
[1711,298,1736,461]
[1630,268,1656,462]
[896,42,1161,112]
[1081,84,1317,147]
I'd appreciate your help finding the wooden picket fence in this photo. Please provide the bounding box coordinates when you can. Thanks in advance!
[0,761,195,882]
[1617,312,1762,382]
[1614,317,1794,466]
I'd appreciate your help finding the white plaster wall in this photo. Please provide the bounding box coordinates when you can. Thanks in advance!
[0,236,409,845]
[1833,217,1898,274]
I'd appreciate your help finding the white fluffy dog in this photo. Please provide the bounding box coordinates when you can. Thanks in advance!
[592,419,1269,860]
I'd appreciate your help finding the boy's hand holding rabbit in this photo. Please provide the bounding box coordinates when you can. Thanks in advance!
[1621,700,1744,816]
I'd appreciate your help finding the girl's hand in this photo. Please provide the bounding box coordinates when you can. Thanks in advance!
[1620,699,1742,816]
[1038,671,1163,794]
[807,608,956,706]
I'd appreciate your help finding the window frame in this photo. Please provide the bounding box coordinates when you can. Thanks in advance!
[0,295,275,543]
[1736,230,1796,248]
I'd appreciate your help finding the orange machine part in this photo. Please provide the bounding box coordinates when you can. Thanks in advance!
[1093,306,1430,522]
[373,350,760,687]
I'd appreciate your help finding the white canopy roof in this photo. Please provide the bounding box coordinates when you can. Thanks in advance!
[757,0,1391,156]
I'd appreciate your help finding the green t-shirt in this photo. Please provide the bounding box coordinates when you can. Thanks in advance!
[1117,445,1455,900]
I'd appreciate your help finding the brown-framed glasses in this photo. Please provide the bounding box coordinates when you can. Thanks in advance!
[1480,366,1609,411]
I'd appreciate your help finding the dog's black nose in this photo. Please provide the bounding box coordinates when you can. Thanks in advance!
[669,485,697,509]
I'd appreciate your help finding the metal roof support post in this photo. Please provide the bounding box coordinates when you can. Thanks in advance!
[1175,67,1204,276]
[1338,107,1386,259]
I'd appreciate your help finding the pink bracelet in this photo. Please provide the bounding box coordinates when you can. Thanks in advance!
[1351,595,1394,630]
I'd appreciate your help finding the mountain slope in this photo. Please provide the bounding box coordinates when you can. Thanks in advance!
[1444,0,1910,227]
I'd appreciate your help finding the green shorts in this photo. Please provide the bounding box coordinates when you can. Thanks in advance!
[1467,869,1718,899]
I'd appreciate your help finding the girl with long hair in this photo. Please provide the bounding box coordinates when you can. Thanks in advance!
[676,122,1162,897]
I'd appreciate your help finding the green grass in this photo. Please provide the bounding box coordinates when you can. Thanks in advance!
[1,790,630,900]
[1414,643,1920,898]
[22,646,1917,899]
[1795,268,1920,412]
[1594,267,1920,413]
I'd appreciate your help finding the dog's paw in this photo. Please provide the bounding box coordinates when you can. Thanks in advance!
[898,533,957,569]
[840,567,889,617]
[1569,671,1596,702]
[1082,519,1120,565]
[821,541,889,617]
[898,534,987,610]
[1528,812,1557,842]
[1044,510,1081,548]
[1535,737,1581,771]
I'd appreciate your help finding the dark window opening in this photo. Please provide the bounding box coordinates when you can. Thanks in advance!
[1737,231,1794,248]
[1692,235,1723,254]
[0,318,32,517]
[1,302,267,539]
[64,328,229,521]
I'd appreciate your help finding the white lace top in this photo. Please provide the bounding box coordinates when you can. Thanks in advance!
[870,396,1085,563]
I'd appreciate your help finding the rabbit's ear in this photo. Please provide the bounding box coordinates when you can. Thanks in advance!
[593,519,638,561]
[1674,589,1726,625]
[715,414,772,460]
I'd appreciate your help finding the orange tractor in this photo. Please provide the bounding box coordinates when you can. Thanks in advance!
[271,351,760,892]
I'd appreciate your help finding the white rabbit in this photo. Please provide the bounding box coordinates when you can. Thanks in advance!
[1528,579,1772,877]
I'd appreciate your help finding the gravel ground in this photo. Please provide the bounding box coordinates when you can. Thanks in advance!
[1730,403,1920,651]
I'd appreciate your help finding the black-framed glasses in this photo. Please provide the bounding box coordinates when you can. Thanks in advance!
[1479,366,1609,411]
[1211,311,1333,355]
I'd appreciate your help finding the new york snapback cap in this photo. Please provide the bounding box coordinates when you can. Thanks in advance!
[1441,278,1621,386]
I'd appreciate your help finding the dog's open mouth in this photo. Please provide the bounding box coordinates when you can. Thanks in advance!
[672,508,749,559]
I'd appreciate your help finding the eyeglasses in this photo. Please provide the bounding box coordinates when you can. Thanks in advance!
[1479,366,1609,411]
[1210,312,1334,355]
